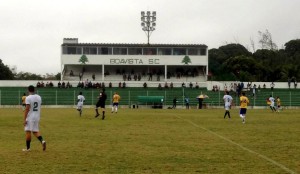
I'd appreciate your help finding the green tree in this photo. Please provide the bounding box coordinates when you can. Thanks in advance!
[0,59,14,80]
[181,55,191,65]
[79,55,89,64]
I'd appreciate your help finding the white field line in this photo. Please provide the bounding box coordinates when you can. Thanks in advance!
[174,115,296,174]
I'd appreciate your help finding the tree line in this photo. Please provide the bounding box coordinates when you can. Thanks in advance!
[209,39,300,82]
[1,37,299,82]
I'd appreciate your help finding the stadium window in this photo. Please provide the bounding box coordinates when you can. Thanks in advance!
[200,48,206,55]
[89,47,97,54]
[128,48,142,55]
[143,48,157,55]
[83,47,90,54]
[100,47,112,55]
[76,47,82,54]
[113,48,127,55]
[67,47,76,54]
[158,48,172,55]
[188,48,199,55]
[173,48,186,55]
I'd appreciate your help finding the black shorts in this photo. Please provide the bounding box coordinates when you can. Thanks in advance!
[96,102,105,108]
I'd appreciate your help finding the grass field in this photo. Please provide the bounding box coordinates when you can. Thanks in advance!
[0,108,299,174]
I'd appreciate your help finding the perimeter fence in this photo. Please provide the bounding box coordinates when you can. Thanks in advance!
[0,87,299,108]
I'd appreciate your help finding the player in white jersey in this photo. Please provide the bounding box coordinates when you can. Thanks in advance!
[269,95,277,112]
[77,92,85,116]
[223,91,233,119]
[23,85,46,152]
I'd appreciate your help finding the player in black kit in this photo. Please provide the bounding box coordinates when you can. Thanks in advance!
[95,88,107,120]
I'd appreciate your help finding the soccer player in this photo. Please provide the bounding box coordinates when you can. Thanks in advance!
[77,91,85,116]
[23,85,46,152]
[276,96,281,112]
[111,92,121,113]
[21,93,27,111]
[269,95,277,112]
[95,88,107,120]
[239,92,249,124]
[223,91,233,119]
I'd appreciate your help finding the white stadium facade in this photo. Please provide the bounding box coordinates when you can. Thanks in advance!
[61,38,208,88]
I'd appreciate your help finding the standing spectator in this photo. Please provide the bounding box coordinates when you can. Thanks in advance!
[92,74,95,81]
[172,97,177,109]
[294,80,297,89]
[22,85,46,152]
[95,88,107,120]
[76,92,85,116]
[143,82,147,88]
[189,82,193,89]
[270,82,275,91]
[263,84,266,89]
[288,78,291,89]
[79,73,82,81]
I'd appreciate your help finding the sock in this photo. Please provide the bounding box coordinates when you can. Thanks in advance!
[95,109,99,115]
[112,107,114,112]
[37,136,44,143]
[102,111,105,116]
[224,111,227,118]
[26,140,31,150]
[115,107,118,112]
[228,111,231,118]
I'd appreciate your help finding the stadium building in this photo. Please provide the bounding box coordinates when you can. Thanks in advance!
[61,38,208,87]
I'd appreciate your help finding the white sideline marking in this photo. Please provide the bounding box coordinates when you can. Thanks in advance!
[175,115,296,174]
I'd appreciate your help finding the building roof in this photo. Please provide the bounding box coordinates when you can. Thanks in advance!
[62,42,207,48]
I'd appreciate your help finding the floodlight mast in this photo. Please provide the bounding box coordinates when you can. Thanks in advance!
[141,11,156,45]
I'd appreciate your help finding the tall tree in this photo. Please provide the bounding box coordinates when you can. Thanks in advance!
[258,29,278,50]
[0,59,14,80]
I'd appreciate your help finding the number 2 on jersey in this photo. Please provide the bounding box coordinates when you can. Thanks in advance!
[33,102,39,111]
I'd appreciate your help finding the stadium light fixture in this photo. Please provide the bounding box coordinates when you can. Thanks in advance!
[141,11,156,45]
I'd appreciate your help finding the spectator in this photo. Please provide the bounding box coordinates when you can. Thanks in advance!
[109,82,112,88]
[119,82,122,88]
[92,74,95,81]
[270,82,275,91]
[263,84,266,89]
[195,82,199,89]
[189,82,193,89]
[158,83,162,90]
[288,78,291,89]
[295,80,298,89]
[138,73,141,81]
[58,81,61,88]
[70,70,74,76]
[182,82,186,88]
[62,81,66,88]
[122,82,126,88]
[185,97,190,109]
[170,82,173,89]
[164,82,168,89]
[79,73,82,81]
[143,82,147,88]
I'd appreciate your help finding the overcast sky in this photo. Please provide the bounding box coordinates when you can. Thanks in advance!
[0,0,299,75]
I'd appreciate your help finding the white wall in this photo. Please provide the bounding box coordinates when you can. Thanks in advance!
[0,80,293,89]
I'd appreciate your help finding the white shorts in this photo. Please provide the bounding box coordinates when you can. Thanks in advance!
[25,120,39,132]
[77,102,83,110]
[270,102,275,107]
[225,103,231,110]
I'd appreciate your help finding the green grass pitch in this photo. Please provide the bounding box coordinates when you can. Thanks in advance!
[0,108,299,173]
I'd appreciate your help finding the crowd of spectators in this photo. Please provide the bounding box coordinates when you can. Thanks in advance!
[36,81,54,88]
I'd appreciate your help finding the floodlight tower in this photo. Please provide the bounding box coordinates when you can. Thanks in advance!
[141,11,156,45]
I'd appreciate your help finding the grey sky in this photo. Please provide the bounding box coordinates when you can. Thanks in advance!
[0,0,299,75]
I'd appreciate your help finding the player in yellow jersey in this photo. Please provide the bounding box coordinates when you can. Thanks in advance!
[239,92,249,124]
[21,93,27,111]
[111,92,121,113]
[276,96,281,112]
